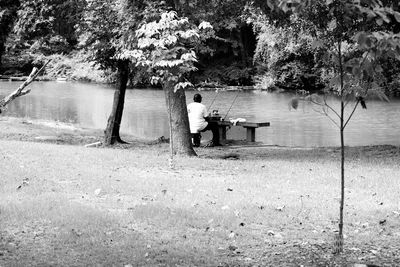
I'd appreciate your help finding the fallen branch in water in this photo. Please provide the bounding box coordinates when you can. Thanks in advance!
[0,60,51,114]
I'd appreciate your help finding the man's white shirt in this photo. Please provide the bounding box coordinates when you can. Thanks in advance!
[187,102,208,133]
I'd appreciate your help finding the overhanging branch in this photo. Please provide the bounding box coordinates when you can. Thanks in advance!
[0,60,51,113]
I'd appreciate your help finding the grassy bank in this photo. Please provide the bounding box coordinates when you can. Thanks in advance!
[1,118,400,266]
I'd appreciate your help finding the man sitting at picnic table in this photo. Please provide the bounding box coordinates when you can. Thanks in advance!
[187,93,221,147]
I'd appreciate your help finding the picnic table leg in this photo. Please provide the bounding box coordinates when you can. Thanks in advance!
[219,125,227,144]
[245,127,256,142]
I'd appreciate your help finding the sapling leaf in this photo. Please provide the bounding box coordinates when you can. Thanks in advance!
[372,89,390,102]
[360,98,367,109]
[289,98,299,110]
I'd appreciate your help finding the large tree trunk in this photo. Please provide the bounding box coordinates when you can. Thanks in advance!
[238,29,248,68]
[0,44,4,68]
[104,60,129,145]
[163,80,197,156]
[0,1,20,70]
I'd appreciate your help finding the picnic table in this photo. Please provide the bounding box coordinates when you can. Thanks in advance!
[209,116,270,143]
[217,120,270,142]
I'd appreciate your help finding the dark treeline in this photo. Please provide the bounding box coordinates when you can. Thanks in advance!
[0,0,400,95]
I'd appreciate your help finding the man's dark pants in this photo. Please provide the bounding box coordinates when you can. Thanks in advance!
[201,121,220,146]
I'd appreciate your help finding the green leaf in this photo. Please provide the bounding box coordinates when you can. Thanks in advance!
[374,65,383,73]
[267,0,275,10]
[329,75,341,89]
[198,21,212,30]
[352,85,363,94]
[365,37,373,48]
[366,10,376,20]
[311,39,324,49]
[174,82,193,92]
[394,12,400,23]
[355,32,367,45]
[352,66,362,78]
[150,76,160,85]
[376,11,391,23]
[328,19,337,30]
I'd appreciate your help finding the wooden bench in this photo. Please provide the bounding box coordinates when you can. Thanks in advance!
[216,120,270,143]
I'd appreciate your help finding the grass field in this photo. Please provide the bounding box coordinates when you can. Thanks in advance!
[1,118,400,266]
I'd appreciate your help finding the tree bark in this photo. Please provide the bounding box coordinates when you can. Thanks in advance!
[0,44,4,68]
[163,80,197,156]
[0,1,20,69]
[104,60,129,145]
[239,26,248,68]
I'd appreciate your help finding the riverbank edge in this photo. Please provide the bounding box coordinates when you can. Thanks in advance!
[1,116,399,162]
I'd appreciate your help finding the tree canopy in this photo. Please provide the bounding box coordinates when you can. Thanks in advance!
[133,10,215,156]
[12,0,84,54]
[0,0,400,96]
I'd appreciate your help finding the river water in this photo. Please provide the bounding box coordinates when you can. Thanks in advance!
[1,81,399,147]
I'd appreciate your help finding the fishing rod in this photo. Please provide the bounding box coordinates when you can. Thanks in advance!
[223,90,240,121]
[207,88,219,111]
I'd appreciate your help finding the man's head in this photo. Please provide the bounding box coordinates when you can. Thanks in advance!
[193,93,202,103]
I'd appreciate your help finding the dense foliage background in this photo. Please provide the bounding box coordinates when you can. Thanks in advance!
[0,0,399,95]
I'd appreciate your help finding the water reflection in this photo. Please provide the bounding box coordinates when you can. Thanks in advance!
[1,81,399,147]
